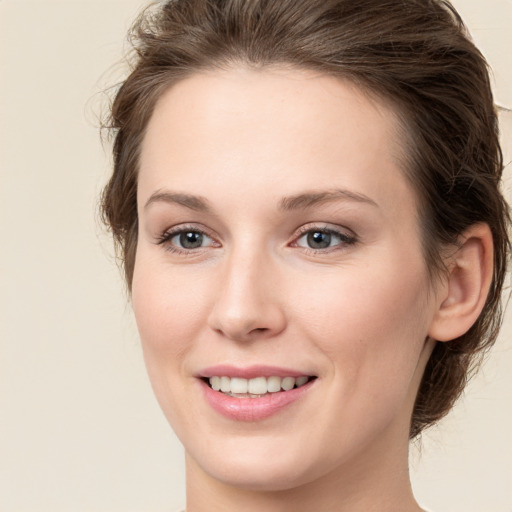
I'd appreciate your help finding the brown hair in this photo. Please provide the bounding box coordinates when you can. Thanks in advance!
[101,0,510,438]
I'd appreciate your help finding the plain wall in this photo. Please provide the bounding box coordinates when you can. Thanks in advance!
[0,1,510,511]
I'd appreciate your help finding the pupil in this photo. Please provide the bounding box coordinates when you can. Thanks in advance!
[180,231,203,249]
[307,231,331,249]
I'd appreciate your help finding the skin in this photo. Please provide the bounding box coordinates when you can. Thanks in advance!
[132,67,492,512]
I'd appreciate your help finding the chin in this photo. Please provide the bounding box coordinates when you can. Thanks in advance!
[205,460,319,492]
[186,435,332,492]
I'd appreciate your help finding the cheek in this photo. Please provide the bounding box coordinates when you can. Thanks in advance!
[286,260,432,453]
[292,257,431,386]
[132,258,210,355]
[131,264,207,431]
[130,256,214,428]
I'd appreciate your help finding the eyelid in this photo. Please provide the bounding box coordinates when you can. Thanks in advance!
[155,223,221,251]
[292,222,356,239]
[289,223,358,251]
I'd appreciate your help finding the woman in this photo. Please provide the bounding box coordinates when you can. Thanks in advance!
[101,0,510,510]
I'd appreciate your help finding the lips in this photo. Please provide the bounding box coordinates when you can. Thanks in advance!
[198,365,317,421]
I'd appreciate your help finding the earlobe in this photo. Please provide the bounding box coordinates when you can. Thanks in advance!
[428,223,494,342]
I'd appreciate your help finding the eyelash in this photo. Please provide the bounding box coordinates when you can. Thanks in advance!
[155,224,357,255]
[291,225,357,254]
[155,224,218,255]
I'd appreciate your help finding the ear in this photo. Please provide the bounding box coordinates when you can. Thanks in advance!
[428,223,494,342]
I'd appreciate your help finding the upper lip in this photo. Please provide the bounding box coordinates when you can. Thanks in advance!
[198,365,315,379]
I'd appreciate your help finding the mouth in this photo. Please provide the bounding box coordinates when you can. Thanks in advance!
[202,375,317,398]
[198,365,318,420]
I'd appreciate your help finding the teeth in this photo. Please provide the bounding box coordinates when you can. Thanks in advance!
[248,377,267,394]
[230,377,248,394]
[281,376,295,391]
[267,376,281,393]
[220,376,231,393]
[210,376,221,391]
[296,376,308,387]
[207,375,312,395]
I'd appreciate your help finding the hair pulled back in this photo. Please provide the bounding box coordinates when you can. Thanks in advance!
[101,0,510,438]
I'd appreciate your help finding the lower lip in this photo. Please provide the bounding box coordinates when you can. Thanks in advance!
[200,379,315,421]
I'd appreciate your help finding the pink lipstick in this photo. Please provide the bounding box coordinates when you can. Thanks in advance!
[198,365,317,421]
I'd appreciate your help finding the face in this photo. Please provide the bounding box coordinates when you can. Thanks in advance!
[134,67,439,491]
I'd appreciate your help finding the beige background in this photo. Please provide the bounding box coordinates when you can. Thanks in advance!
[0,1,510,511]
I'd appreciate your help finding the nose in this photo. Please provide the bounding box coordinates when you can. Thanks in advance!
[207,248,287,342]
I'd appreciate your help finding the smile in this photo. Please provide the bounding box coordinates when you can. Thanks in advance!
[199,367,317,421]
[206,375,314,397]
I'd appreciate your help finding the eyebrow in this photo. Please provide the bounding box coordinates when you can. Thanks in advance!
[144,191,211,212]
[279,189,378,211]
[144,187,378,212]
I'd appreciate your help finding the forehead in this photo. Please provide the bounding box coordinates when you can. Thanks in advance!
[138,67,414,217]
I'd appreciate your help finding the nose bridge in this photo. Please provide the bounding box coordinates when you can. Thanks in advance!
[207,240,285,341]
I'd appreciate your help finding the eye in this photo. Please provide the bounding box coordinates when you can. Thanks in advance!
[157,227,218,252]
[294,227,356,251]
[171,230,210,249]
